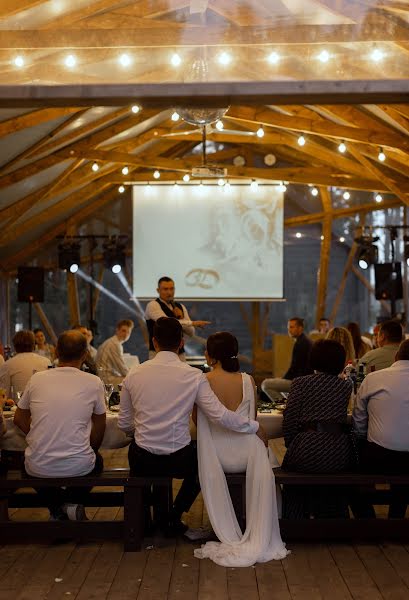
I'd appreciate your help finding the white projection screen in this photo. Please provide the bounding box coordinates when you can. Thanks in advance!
[132,184,283,300]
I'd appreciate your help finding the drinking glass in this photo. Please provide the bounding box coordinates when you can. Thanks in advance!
[104,383,114,408]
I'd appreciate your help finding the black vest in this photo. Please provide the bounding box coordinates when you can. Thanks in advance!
[146,298,185,352]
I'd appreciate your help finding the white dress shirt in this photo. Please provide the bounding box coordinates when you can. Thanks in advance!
[119,351,259,455]
[96,335,128,383]
[145,299,195,337]
[0,352,51,397]
[353,360,409,451]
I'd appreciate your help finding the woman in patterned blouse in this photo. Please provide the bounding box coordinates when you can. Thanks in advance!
[281,339,355,519]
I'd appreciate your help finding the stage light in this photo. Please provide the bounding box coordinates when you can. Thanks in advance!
[103,238,126,274]
[355,235,379,269]
[58,242,81,273]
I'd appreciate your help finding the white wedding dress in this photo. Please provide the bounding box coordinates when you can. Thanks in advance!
[194,373,289,567]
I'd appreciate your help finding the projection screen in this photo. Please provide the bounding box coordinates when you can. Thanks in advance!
[132,184,283,300]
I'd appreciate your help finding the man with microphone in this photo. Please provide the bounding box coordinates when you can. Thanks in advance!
[145,276,210,359]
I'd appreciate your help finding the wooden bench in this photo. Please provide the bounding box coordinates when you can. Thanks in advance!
[274,468,409,541]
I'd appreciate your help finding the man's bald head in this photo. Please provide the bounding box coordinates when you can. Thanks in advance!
[57,330,88,363]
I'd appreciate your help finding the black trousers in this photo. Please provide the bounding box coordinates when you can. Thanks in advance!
[26,452,104,518]
[128,440,200,524]
[351,441,409,519]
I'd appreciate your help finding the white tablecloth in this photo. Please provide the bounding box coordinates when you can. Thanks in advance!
[0,411,131,452]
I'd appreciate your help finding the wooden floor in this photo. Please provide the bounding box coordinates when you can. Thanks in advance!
[2,444,409,600]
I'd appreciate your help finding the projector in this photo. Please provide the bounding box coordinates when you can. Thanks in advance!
[191,166,228,178]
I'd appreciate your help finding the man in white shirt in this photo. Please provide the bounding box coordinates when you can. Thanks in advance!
[353,339,409,518]
[0,330,51,398]
[14,330,106,520]
[96,319,134,384]
[119,317,264,535]
[359,319,403,372]
[145,276,210,359]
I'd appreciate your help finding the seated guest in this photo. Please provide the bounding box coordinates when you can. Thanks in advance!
[347,322,372,359]
[359,319,403,372]
[353,339,409,518]
[281,339,355,518]
[73,324,98,375]
[0,330,51,398]
[86,328,97,361]
[96,319,134,384]
[326,326,355,364]
[310,317,331,335]
[118,318,262,536]
[14,330,106,520]
[34,328,55,362]
[261,317,313,402]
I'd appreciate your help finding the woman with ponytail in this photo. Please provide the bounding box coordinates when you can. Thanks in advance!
[194,332,288,567]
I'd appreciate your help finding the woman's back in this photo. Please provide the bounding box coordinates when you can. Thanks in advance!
[206,370,250,414]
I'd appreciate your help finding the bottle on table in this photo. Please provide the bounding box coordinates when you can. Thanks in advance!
[356,362,366,389]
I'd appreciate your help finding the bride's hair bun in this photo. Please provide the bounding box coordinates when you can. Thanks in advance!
[206,331,240,373]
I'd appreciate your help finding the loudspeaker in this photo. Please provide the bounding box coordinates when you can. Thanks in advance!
[17,267,44,303]
[374,263,403,301]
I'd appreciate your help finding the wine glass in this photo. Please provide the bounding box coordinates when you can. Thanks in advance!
[104,383,114,409]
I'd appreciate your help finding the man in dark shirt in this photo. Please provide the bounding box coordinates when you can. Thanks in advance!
[261,317,313,402]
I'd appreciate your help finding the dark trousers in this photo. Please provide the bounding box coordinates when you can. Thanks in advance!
[27,452,104,518]
[128,440,200,525]
[351,441,409,519]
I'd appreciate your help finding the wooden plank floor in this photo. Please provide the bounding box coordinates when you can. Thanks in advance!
[1,444,409,600]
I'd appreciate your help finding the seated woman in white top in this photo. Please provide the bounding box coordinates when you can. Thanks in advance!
[194,332,288,567]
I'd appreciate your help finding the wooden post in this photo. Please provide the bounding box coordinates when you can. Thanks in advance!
[315,187,332,326]
[33,303,57,345]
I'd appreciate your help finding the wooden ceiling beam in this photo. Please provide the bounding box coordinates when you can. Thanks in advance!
[0,107,80,138]
[0,0,44,18]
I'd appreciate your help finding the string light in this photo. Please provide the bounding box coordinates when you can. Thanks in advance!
[321,235,325,241]
[311,187,319,196]
[118,185,125,193]
[153,170,160,179]
[218,178,225,186]
[218,52,231,65]
[121,166,129,175]
[250,180,258,191]
[338,141,347,153]
[278,182,287,192]
[91,162,99,172]
[297,135,306,146]
[317,50,330,63]
[339,236,345,243]
[378,148,386,162]
[295,232,302,239]
[256,126,265,138]
[375,193,383,203]
[14,56,24,68]
[267,51,280,64]
[119,53,132,67]
[215,120,224,131]
[371,48,385,62]
[171,111,180,121]
[171,53,181,66]
[65,54,77,68]
[131,105,140,114]
[343,191,351,200]
[183,174,190,182]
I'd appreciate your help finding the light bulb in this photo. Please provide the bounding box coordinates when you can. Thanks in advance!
[119,53,131,67]
[171,53,181,66]
[317,50,330,63]
[215,120,224,131]
[217,178,225,186]
[298,135,306,146]
[375,193,383,203]
[218,52,231,66]
[65,54,76,68]
[112,264,122,274]
[339,236,345,243]
[256,127,265,138]
[267,51,280,64]
[296,232,302,239]
[14,56,24,68]
[378,149,386,162]
[153,170,160,179]
[343,191,351,200]
[122,166,129,175]
[311,187,319,196]
[118,185,125,193]
[183,174,190,182]
[371,48,385,62]
[338,141,347,153]
[321,235,324,241]
[250,180,258,191]
[278,183,287,192]
[131,105,140,114]
[359,259,369,269]
[171,111,180,121]
[70,264,79,274]
[91,162,99,172]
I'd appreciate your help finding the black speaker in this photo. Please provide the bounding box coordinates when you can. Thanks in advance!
[374,263,403,301]
[17,267,44,303]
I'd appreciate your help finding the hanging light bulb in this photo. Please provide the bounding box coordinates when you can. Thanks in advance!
[375,193,383,203]
[378,148,386,162]
[118,185,125,193]
[215,120,224,131]
[121,166,129,175]
[218,178,225,186]
[296,232,302,239]
[343,191,351,200]
[297,135,306,146]
[153,170,160,179]
[171,111,180,121]
[338,141,347,153]
[250,180,258,191]
[14,56,25,68]
[311,187,319,196]
[278,182,287,192]
[91,162,99,172]
[183,174,190,182]
[171,53,181,66]
[131,105,140,114]
[256,126,265,138]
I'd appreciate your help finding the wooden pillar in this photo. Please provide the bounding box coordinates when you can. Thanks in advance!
[315,187,332,326]
[33,303,57,345]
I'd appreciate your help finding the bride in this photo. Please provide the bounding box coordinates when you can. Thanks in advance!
[194,332,288,567]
